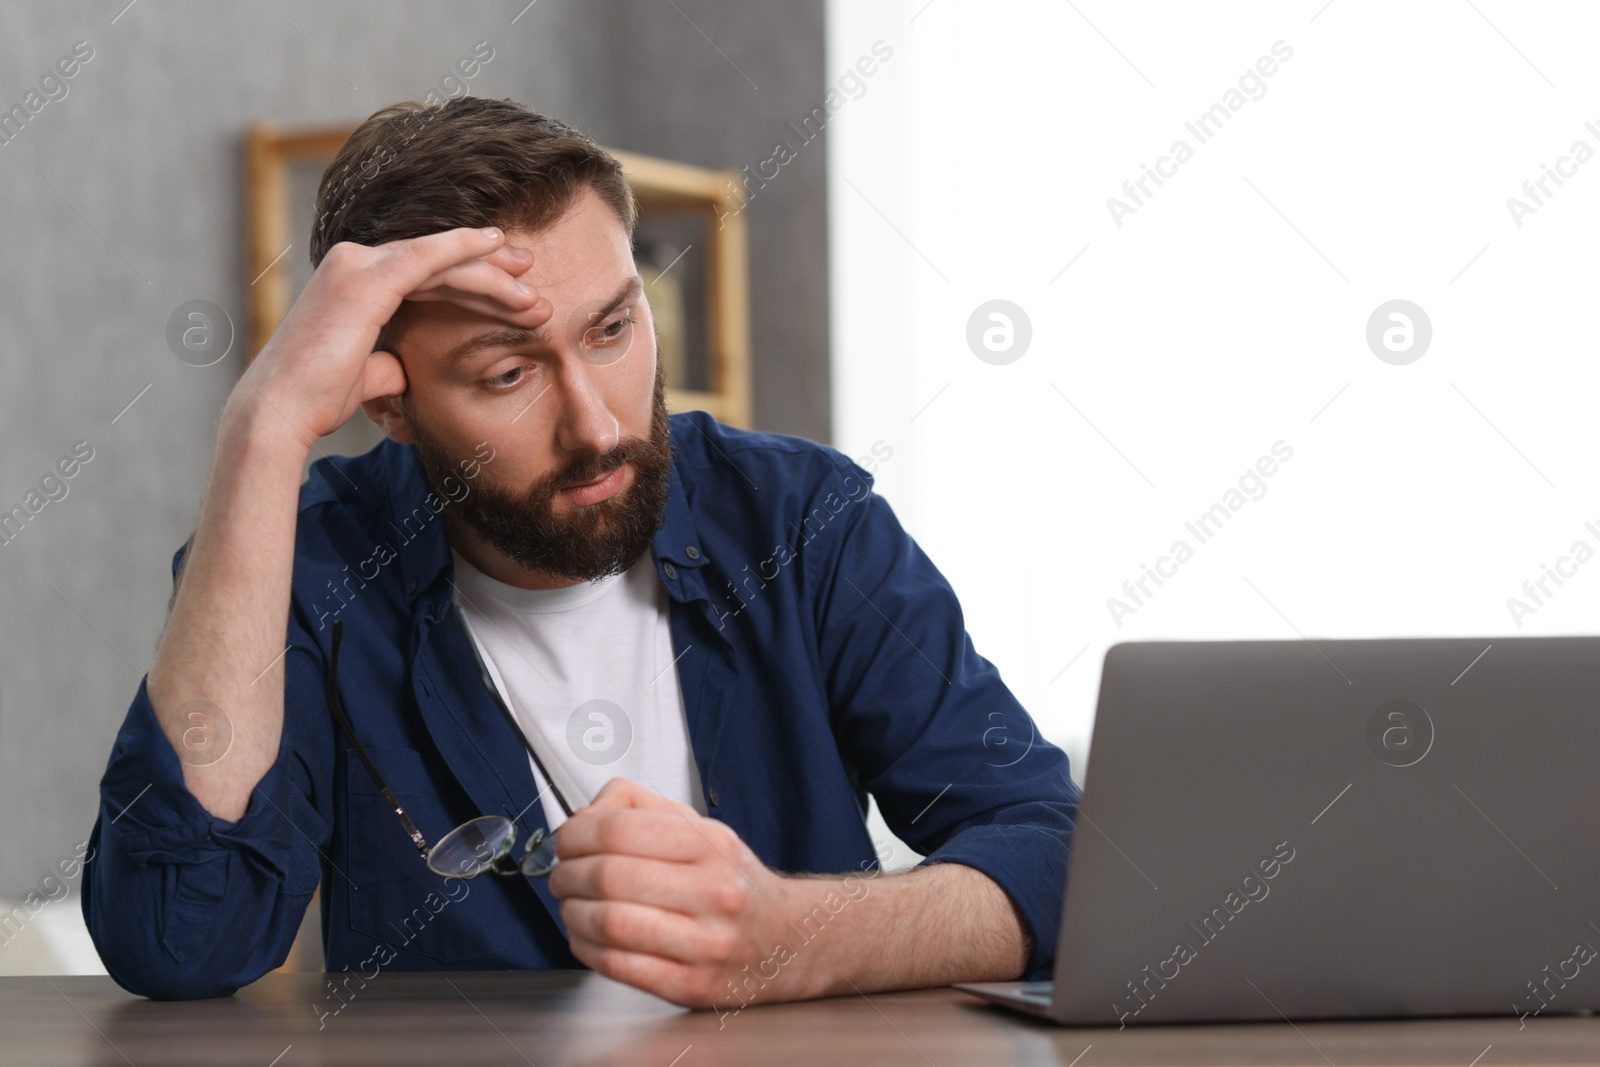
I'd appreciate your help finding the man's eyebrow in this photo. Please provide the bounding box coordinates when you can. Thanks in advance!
[442,275,644,365]
[588,274,644,324]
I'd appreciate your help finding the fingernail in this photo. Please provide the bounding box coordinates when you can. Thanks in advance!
[516,282,534,295]
[480,227,500,239]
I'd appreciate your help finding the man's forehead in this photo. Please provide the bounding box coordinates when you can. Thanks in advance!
[503,188,632,288]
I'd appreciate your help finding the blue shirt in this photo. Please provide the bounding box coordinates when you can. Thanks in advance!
[83,412,1079,1000]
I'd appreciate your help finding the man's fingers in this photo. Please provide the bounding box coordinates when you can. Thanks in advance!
[550,852,748,917]
[407,256,545,318]
[565,937,699,1005]
[562,898,733,965]
[424,240,535,296]
[372,228,553,334]
[370,225,513,296]
[556,807,709,862]
[363,226,541,326]
[479,241,533,275]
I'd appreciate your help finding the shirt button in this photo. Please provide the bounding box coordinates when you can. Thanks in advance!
[708,786,720,806]
[685,545,700,560]
[663,562,677,581]
[406,579,418,595]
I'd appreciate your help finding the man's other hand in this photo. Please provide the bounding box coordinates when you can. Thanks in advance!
[549,777,817,1008]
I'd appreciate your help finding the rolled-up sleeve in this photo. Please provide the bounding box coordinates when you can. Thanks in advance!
[812,453,1079,981]
[82,547,331,999]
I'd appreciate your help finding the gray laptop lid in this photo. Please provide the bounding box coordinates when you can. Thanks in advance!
[1053,636,1600,1026]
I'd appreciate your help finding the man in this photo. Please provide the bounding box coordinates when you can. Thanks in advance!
[82,97,1078,1009]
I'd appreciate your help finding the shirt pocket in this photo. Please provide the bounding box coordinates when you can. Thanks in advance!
[340,746,538,964]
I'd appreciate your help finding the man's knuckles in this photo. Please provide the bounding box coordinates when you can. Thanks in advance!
[594,901,644,945]
[594,810,642,854]
[710,876,750,917]
[580,854,638,901]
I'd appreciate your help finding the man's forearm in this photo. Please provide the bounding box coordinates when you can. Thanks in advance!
[782,861,1031,1000]
[146,395,311,822]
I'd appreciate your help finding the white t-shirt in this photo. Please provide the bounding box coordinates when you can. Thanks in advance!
[450,549,705,832]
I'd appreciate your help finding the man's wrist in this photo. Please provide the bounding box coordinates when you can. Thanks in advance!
[760,861,1033,1001]
[759,869,880,1001]
[219,388,314,464]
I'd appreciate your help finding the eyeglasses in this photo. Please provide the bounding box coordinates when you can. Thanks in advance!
[326,617,564,879]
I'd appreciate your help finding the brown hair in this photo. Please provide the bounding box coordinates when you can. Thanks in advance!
[309,96,638,350]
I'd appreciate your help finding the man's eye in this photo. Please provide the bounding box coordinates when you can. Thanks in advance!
[485,366,527,390]
[588,312,634,346]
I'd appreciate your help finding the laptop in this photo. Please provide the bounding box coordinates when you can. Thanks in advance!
[957,636,1600,1026]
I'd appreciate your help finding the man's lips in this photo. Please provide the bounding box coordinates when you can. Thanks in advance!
[559,464,626,505]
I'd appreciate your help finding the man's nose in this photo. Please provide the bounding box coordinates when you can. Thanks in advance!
[553,361,620,457]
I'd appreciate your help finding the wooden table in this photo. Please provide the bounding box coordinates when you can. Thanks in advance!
[2,972,1596,1066]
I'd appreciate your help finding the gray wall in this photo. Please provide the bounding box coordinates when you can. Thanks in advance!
[0,0,828,897]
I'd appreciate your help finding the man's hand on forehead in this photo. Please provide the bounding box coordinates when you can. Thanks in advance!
[396,229,552,334]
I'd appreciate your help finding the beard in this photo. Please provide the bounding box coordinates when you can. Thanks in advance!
[405,359,672,583]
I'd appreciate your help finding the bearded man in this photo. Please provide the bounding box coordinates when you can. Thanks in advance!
[82,97,1078,1008]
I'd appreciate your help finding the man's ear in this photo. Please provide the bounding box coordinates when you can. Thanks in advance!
[359,350,416,444]
[361,393,415,445]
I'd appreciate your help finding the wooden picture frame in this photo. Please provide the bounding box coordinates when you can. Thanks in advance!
[243,122,752,430]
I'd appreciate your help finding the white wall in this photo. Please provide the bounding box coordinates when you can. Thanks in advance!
[829,0,1600,782]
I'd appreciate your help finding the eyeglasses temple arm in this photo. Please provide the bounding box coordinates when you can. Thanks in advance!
[327,619,432,860]
[450,602,576,819]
